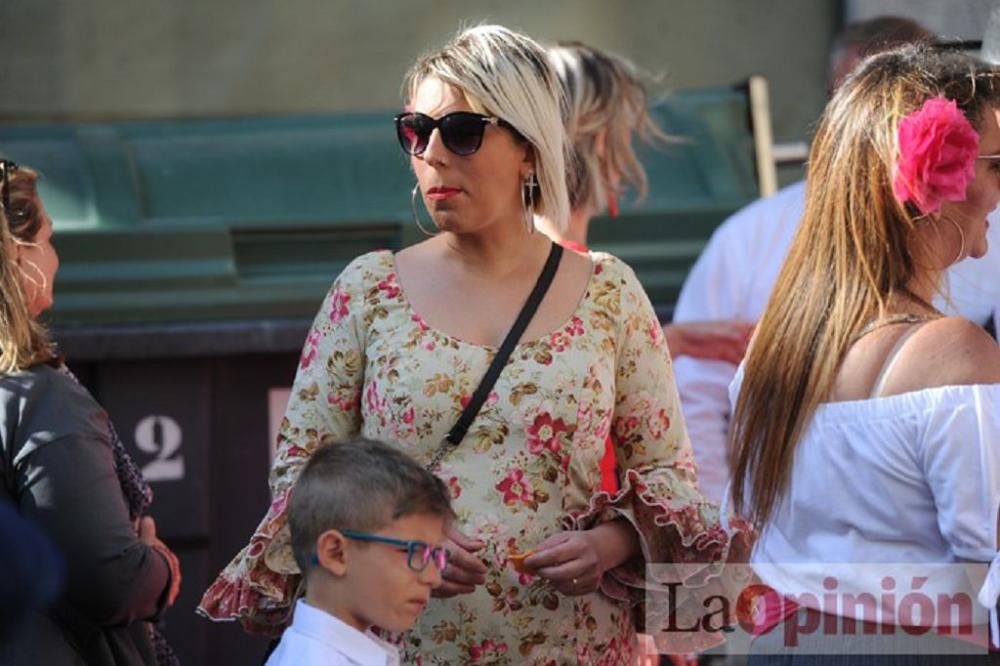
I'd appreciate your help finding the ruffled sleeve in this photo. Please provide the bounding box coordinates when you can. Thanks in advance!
[562,258,751,650]
[922,385,1000,646]
[197,252,376,635]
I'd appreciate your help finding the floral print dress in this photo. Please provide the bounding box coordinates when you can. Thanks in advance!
[199,250,741,665]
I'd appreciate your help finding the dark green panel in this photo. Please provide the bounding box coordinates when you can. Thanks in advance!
[0,85,758,337]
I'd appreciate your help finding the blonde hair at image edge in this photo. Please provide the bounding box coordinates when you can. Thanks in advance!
[404,25,571,233]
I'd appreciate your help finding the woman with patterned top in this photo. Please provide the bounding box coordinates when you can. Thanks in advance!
[200,25,746,665]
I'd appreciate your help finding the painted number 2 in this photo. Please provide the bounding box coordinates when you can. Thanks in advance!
[135,415,185,482]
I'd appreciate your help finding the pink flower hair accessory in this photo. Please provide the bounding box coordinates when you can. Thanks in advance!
[892,96,980,216]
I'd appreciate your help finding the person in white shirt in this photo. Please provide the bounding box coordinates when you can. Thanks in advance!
[673,17,954,504]
[730,45,1000,660]
[675,186,1000,503]
[266,437,454,666]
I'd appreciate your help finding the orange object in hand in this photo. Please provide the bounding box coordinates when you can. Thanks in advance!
[508,549,534,574]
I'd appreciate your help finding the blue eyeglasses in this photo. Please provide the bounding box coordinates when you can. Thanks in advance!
[337,530,450,572]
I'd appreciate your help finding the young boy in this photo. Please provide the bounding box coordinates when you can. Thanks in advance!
[266,437,454,666]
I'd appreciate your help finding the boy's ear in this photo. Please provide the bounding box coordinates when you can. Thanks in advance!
[315,529,349,576]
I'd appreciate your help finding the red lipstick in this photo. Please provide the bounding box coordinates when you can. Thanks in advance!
[426,186,461,201]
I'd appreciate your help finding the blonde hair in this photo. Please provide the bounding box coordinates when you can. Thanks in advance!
[404,25,571,232]
[730,46,1000,528]
[548,41,672,213]
[0,165,56,373]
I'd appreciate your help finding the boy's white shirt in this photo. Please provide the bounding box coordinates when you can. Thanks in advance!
[265,599,401,666]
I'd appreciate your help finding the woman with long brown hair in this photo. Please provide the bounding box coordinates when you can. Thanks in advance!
[730,46,1000,661]
[0,161,182,665]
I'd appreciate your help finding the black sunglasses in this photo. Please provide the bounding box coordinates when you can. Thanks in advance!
[394,111,518,157]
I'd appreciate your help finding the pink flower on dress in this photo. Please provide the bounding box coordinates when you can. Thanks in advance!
[328,287,351,323]
[548,330,573,352]
[327,390,359,412]
[411,313,430,332]
[496,469,533,506]
[613,414,641,441]
[893,96,980,215]
[276,434,311,460]
[299,329,321,369]
[282,444,310,459]
[467,638,509,663]
[564,316,585,336]
[645,407,672,439]
[364,380,386,414]
[526,412,571,455]
[377,272,401,299]
[459,392,498,409]
[447,476,462,499]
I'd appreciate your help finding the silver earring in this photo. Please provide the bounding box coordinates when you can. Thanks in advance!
[411,184,438,237]
[945,216,966,266]
[521,173,537,234]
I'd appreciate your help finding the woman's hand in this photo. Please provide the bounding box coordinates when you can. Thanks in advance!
[432,525,488,598]
[523,521,639,597]
[521,531,603,595]
[139,517,182,607]
[662,320,754,365]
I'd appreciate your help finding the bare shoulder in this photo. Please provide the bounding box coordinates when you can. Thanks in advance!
[890,317,1000,391]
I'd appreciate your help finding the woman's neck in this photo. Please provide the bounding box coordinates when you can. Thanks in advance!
[902,270,944,312]
[439,220,552,278]
[535,207,592,247]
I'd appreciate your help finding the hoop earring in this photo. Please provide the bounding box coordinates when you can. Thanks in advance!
[521,173,537,234]
[945,216,966,266]
[411,184,438,237]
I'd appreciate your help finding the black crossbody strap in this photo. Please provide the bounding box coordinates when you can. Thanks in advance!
[429,243,563,467]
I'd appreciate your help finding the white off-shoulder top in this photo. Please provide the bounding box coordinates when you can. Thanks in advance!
[729,365,1000,643]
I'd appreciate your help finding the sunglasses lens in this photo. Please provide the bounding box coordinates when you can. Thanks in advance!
[441,114,485,156]
[397,114,429,155]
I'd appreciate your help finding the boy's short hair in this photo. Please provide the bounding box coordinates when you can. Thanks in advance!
[288,437,454,574]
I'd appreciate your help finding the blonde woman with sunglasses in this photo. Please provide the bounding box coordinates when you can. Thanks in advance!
[201,25,747,664]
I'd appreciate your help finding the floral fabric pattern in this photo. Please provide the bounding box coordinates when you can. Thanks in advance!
[199,250,742,664]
